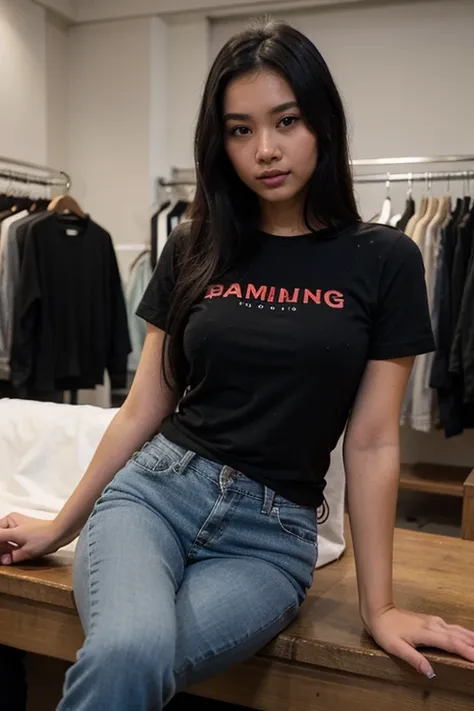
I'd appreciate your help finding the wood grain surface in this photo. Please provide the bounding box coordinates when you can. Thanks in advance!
[463,469,474,540]
[1,525,473,710]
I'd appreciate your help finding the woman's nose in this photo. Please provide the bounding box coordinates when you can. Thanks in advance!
[255,130,281,163]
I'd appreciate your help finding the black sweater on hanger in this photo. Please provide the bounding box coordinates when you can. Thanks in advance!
[431,200,474,435]
[10,214,131,392]
[396,197,416,233]
[449,205,474,405]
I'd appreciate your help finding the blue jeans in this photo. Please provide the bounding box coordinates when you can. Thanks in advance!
[58,434,318,710]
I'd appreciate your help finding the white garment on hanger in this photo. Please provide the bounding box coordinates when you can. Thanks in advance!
[377,197,392,225]
[410,207,443,432]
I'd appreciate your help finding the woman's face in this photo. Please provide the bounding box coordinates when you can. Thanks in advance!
[223,68,318,205]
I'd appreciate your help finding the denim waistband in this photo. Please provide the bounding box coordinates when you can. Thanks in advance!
[151,432,308,512]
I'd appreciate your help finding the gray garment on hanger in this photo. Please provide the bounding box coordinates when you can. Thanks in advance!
[0,211,30,379]
[126,251,152,372]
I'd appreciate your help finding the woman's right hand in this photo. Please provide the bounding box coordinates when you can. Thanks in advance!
[0,513,65,565]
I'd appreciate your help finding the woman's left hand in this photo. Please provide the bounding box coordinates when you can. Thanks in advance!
[366,606,474,678]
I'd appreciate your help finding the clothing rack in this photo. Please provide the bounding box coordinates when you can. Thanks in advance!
[352,155,474,185]
[0,155,70,194]
[352,155,474,167]
[355,170,474,185]
[158,155,474,188]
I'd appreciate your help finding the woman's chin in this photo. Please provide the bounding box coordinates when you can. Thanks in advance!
[257,186,300,204]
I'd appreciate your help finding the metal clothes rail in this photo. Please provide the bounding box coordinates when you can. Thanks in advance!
[0,155,70,193]
[158,155,474,188]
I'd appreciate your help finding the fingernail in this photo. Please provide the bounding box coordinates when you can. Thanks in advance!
[1,555,11,565]
[426,671,436,680]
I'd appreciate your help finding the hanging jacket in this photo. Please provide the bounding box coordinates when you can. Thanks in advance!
[450,208,474,404]
[430,201,474,435]
[430,204,463,435]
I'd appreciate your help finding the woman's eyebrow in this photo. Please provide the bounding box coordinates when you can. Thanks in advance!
[223,101,298,122]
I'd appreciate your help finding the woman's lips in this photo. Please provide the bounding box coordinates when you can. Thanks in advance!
[259,172,290,188]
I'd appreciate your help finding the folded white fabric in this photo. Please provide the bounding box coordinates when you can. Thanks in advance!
[0,399,116,551]
[0,398,345,565]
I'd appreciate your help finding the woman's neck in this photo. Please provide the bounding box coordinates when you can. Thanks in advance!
[259,197,319,236]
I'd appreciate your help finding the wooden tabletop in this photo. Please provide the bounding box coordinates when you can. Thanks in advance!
[0,551,75,609]
[264,527,474,693]
[1,526,473,692]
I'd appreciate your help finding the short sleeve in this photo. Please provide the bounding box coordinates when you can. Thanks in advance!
[135,225,183,332]
[368,234,436,360]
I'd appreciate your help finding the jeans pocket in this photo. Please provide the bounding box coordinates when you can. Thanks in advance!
[273,505,318,545]
[131,442,173,474]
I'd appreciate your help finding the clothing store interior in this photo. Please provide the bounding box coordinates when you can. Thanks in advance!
[1,0,474,709]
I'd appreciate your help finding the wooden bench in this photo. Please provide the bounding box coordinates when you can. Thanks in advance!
[1,526,473,711]
[399,464,474,540]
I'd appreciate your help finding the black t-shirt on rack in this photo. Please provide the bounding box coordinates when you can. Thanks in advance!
[136,221,435,507]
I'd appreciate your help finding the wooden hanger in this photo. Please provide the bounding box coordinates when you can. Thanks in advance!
[48,194,86,219]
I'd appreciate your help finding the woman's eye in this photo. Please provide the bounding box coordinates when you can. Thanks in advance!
[279,116,300,128]
[230,126,250,137]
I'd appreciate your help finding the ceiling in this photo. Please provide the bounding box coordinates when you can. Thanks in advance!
[33,0,381,24]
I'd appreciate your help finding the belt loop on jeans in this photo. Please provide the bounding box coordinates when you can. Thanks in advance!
[172,449,197,475]
[261,486,275,515]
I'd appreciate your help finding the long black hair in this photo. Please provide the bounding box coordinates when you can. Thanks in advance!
[163,18,360,392]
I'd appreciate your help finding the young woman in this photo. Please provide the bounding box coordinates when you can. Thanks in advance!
[1,19,473,710]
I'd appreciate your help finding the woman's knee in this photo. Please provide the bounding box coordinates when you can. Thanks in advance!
[62,628,177,708]
[79,626,175,680]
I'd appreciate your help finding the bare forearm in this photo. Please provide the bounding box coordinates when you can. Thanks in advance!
[344,442,399,626]
[53,407,161,546]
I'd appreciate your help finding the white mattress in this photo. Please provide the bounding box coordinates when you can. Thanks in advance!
[0,398,345,565]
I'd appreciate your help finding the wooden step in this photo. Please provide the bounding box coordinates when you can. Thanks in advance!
[399,462,470,497]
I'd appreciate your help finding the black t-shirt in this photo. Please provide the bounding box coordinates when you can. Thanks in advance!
[136,221,435,507]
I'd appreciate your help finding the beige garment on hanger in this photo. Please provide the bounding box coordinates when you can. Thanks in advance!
[412,196,439,246]
[405,195,428,238]
[410,197,449,432]
[424,198,449,300]
[402,196,438,428]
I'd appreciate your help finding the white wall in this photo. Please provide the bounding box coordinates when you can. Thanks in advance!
[0,0,70,175]
[168,16,210,171]
[45,12,70,171]
[0,0,47,164]
[66,13,207,270]
[68,17,168,265]
[150,16,169,206]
